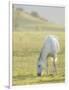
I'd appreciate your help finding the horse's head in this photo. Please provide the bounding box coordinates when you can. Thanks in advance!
[37,64,42,76]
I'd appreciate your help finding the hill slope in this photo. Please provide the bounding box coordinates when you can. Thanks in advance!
[13,9,64,31]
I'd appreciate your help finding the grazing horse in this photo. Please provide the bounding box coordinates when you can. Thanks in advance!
[37,35,60,76]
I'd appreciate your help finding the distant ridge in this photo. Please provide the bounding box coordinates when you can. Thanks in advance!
[13,8,64,31]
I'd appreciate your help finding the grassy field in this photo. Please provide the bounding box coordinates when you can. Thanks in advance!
[12,30,65,85]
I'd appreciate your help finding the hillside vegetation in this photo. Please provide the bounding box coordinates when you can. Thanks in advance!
[13,8,64,31]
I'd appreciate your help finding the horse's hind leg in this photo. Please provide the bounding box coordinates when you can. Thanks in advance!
[52,56,57,75]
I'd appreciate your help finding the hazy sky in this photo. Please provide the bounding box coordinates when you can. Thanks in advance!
[14,4,65,25]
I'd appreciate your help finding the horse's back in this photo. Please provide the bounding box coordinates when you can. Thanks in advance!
[44,35,60,54]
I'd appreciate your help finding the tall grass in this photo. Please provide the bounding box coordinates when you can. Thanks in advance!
[12,30,65,85]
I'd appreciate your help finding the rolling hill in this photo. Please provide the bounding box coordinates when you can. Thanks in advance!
[13,8,64,31]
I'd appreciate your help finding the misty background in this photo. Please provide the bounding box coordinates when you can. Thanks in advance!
[14,4,65,26]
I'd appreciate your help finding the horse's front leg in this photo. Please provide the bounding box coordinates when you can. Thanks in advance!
[46,59,48,76]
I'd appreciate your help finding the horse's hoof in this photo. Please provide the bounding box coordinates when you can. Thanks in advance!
[49,74,54,77]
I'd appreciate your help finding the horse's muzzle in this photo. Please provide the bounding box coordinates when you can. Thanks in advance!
[37,73,41,76]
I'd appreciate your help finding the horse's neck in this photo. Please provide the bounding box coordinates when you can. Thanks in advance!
[39,48,47,65]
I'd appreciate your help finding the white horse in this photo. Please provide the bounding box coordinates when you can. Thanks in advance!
[37,35,60,76]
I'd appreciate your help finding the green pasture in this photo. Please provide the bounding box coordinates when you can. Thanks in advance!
[12,30,65,85]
